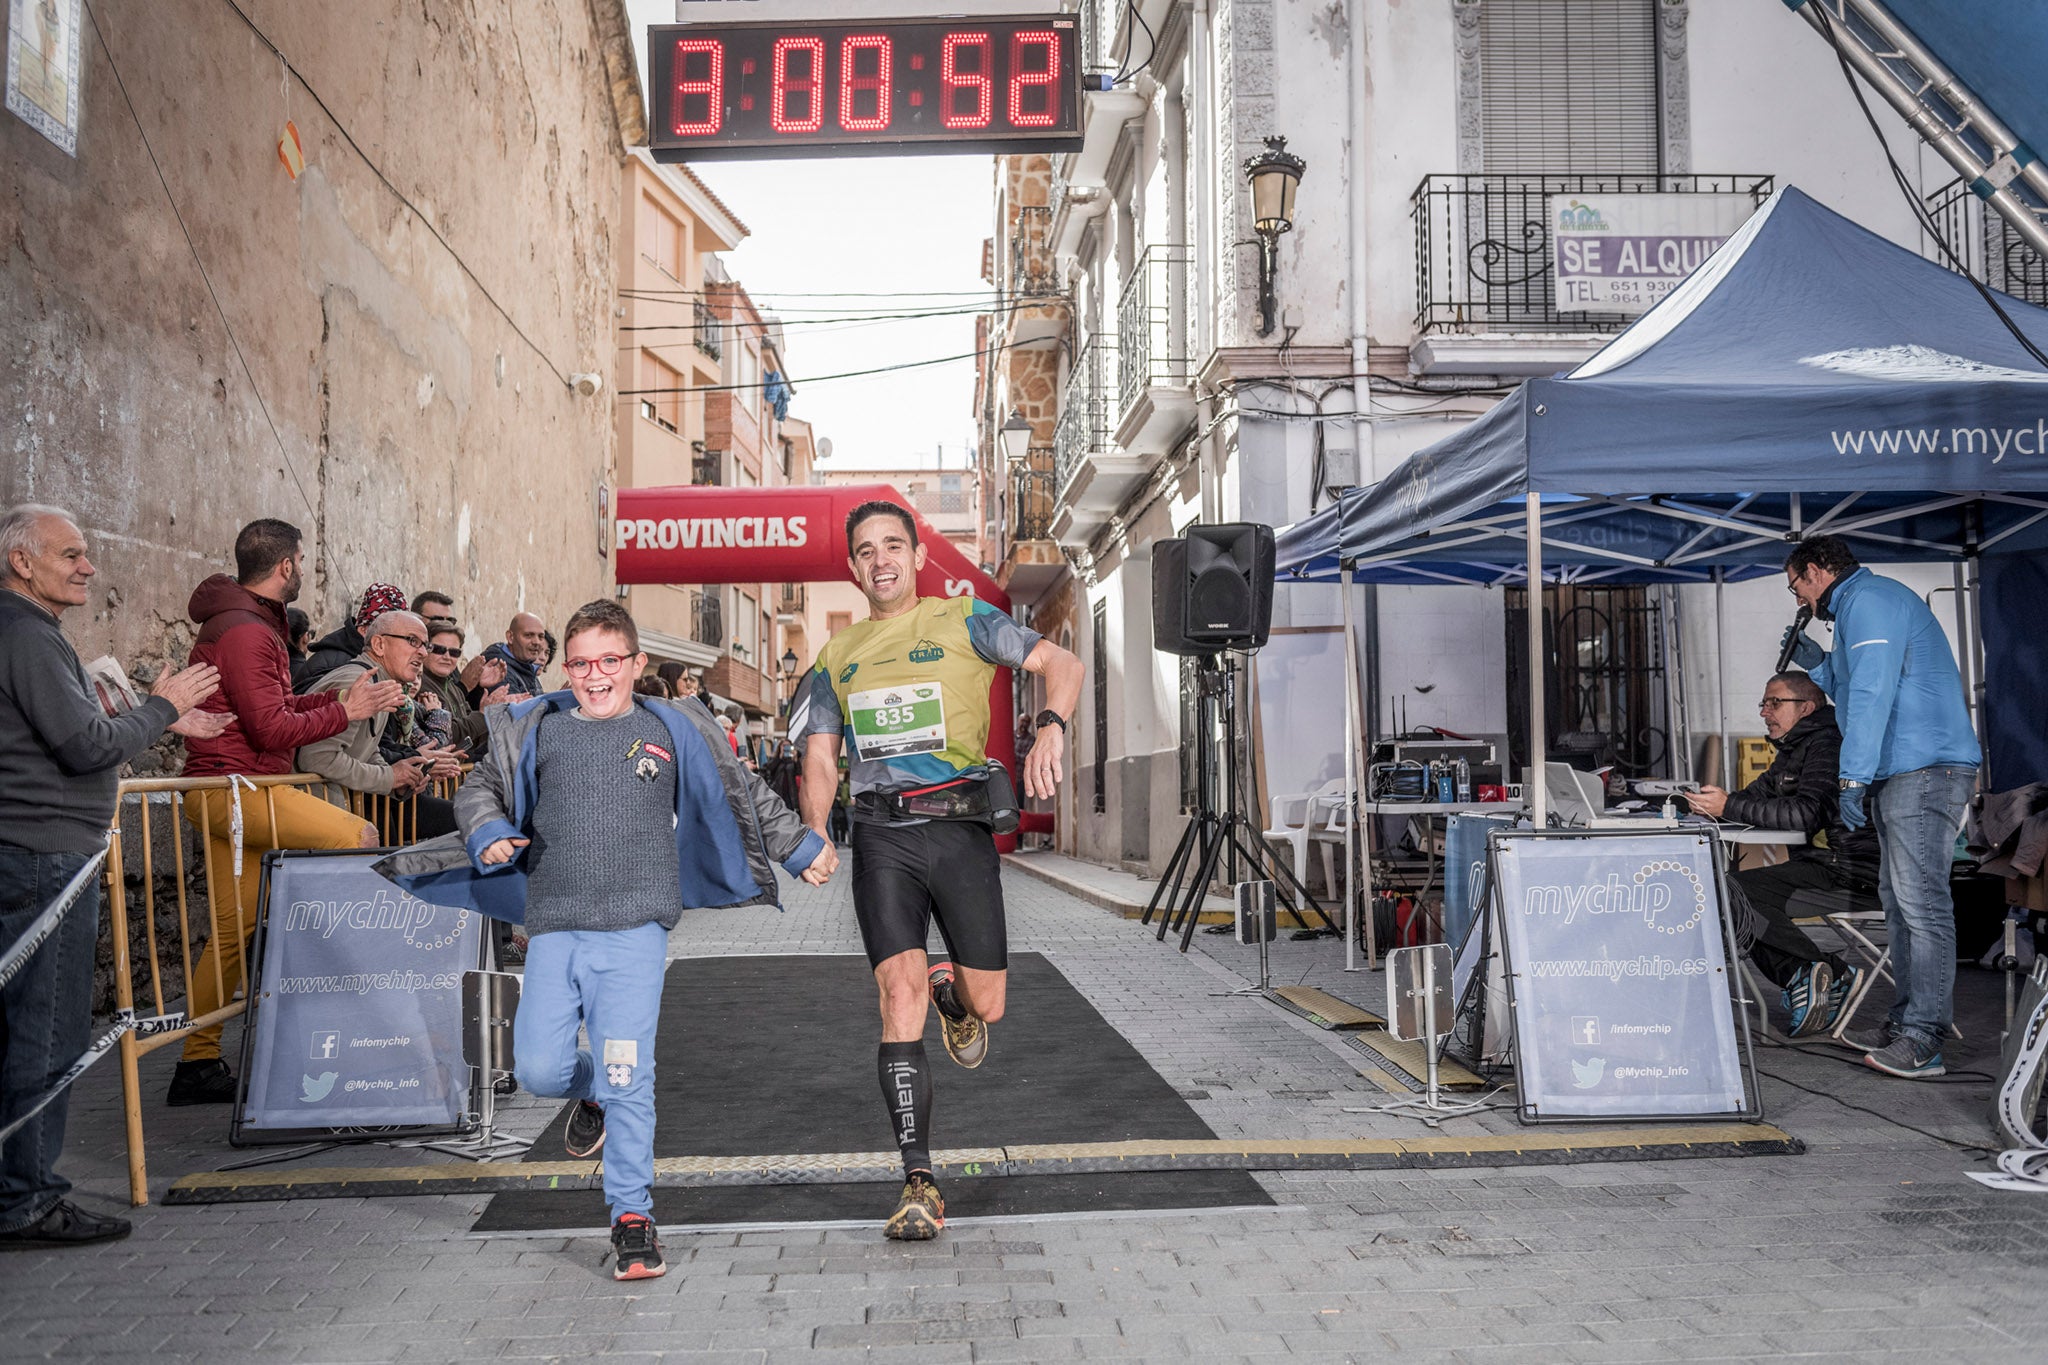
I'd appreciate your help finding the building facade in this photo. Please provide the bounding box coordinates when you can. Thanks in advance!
[2,0,641,676]
[982,0,1987,875]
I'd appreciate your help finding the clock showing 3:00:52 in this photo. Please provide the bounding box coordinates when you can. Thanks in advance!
[646,16,1084,161]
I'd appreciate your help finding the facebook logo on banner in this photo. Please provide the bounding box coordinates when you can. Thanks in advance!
[1571,1016,1601,1046]
[310,1030,340,1061]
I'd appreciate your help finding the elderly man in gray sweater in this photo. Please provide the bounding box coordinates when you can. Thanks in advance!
[0,505,228,1248]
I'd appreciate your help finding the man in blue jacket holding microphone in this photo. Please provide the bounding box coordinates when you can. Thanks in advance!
[1781,536,1978,1079]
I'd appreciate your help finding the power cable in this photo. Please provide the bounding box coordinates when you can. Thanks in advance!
[1814,4,2048,371]
[615,339,1019,398]
[212,0,574,386]
[1114,0,1158,84]
[83,0,338,590]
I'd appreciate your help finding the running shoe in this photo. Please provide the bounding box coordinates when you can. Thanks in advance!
[564,1100,606,1158]
[166,1058,237,1106]
[610,1213,666,1279]
[884,1173,946,1241]
[928,964,989,1069]
[1821,963,1862,1034]
[1864,1033,1945,1080]
[1781,961,1833,1037]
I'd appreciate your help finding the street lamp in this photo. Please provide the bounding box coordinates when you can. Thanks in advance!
[777,647,801,720]
[997,409,1032,464]
[1243,135,1306,337]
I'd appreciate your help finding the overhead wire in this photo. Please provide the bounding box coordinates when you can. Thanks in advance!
[82,0,338,587]
[615,338,1026,399]
[213,0,574,386]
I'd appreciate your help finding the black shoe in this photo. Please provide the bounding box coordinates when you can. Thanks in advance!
[0,1200,133,1249]
[493,1073,519,1097]
[166,1059,237,1106]
[564,1100,606,1158]
[610,1213,666,1280]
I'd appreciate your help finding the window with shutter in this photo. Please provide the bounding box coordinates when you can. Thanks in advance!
[1479,0,1660,176]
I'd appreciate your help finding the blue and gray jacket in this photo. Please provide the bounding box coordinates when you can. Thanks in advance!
[375,691,826,924]
[1809,567,1979,786]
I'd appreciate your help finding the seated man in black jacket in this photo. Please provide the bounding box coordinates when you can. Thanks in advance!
[1688,672,1877,1036]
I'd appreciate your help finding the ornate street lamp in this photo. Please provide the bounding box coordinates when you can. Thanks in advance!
[1243,135,1306,337]
[997,409,1033,464]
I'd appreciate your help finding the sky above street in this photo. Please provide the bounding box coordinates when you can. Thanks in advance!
[626,1,995,471]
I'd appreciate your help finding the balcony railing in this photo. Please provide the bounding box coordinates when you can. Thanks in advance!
[1009,204,1059,298]
[1054,335,1118,494]
[691,590,724,649]
[692,449,723,486]
[1116,245,1192,415]
[693,299,723,359]
[1926,177,2048,307]
[1012,451,1057,541]
[1411,174,1774,336]
[777,583,807,615]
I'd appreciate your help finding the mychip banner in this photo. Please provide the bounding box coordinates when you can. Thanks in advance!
[1549,192,1755,314]
[1489,829,1756,1122]
[234,851,484,1141]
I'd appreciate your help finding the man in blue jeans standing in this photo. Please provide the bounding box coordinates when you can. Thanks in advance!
[1781,535,1978,1079]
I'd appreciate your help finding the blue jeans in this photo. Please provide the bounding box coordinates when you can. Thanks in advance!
[513,923,666,1221]
[1870,765,1976,1048]
[0,846,100,1233]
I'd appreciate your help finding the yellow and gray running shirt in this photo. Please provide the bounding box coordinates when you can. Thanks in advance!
[789,594,1040,795]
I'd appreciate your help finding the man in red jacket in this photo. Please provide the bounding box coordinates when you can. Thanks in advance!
[169,519,402,1105]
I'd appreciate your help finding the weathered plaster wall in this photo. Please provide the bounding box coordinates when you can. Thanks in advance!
[1,0,626,677]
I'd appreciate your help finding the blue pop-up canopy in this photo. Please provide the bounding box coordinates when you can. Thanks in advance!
[1275,185,2048,829]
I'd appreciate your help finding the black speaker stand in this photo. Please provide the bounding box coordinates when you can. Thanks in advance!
[1140,653,1335,952]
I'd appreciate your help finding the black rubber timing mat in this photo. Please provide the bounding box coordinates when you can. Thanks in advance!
[471,952,1272,1230]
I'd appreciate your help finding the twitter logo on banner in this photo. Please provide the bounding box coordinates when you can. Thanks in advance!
[1571,1057,1606,1090]
[300,1072,339,1102]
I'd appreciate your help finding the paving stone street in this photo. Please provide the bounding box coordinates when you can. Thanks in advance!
[3,854,2042,1363]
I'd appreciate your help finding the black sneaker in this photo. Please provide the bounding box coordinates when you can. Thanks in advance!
[884,1173,946,1241]
[0,1200,133,1249]
[564,1100,605,1158]
[166,1058,237,1106]
[610,1213,666,1280]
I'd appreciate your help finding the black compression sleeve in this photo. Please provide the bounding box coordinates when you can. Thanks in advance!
[877,1041,933,1176]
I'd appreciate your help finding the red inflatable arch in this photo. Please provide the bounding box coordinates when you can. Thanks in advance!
[614,484,1039,845]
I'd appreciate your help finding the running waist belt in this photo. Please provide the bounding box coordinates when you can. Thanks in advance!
[855,763,1019,835]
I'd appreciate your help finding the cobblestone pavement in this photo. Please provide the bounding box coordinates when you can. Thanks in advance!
[4,855,2042,1363]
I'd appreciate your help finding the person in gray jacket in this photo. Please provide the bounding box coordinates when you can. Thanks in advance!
[297,612,465,839]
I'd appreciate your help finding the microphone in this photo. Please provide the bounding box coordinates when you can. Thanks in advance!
[1776,605,1813,673]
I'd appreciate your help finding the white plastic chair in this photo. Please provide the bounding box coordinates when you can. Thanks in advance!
[1263,778,1346,892]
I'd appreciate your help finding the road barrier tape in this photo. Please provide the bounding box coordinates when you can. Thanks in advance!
[0,847,108,993]
[0,1010,134,1145]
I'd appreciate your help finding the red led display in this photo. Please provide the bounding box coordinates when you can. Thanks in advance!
[648,16,1081,161]
[770,36,824,134]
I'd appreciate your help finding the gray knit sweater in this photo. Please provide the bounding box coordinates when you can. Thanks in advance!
[522,705,683,937]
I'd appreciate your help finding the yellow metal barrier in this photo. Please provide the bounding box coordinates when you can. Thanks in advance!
[105,766,468,1205]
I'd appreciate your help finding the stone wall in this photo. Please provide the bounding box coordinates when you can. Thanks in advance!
[1,0,632,687]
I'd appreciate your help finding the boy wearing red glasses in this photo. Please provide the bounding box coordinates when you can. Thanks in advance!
[378,599,834,1279]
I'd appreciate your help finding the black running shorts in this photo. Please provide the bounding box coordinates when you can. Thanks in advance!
[850,819,1008,971]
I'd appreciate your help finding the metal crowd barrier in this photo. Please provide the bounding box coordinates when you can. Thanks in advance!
[104,767,468,1205]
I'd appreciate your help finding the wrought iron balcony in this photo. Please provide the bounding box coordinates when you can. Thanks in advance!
[1926,177,2048,306]
[1053,336,1118,496]
[1011,450,1057,542]
[692,449,724,486]
[1116,244,1193,417]
[690,590,724,649]
[1009,204,1060,298]
[777,583,806,615]
[693,298,722,359]
[1411,174,1774,336]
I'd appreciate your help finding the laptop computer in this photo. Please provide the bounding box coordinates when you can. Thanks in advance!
[1543,761,1680,830]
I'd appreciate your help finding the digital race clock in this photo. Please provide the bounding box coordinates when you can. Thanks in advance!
[646,16,1084,161]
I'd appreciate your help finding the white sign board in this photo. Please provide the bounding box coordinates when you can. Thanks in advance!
[1490,830,1754,1121]
[1550,193,1754,314]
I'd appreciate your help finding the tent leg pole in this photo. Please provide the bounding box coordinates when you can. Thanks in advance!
[1714,568,1730,788]
[1526,494,1547,828]
[1342,564,1363,972]
[1965,555,1989,787]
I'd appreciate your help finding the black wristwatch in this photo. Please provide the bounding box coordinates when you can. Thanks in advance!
[1035,708,1069,735]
